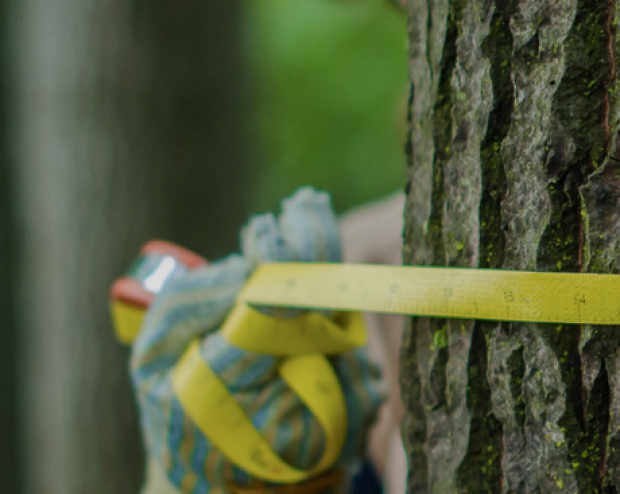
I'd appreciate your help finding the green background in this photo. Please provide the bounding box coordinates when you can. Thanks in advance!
[243,0,409,214]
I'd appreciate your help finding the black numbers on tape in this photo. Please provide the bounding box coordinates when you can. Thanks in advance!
[574,293,586,306]
[249,445,269,469]
[504,290,515,303]
[314,380,331,395]
[575,292,586,319]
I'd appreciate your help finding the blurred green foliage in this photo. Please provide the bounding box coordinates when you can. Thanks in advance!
[242,0,408,214]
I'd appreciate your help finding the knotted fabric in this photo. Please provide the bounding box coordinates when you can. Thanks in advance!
[131,187,387,494]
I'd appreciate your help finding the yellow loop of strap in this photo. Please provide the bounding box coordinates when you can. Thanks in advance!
[171,340,348,484]
[219,303,366,355]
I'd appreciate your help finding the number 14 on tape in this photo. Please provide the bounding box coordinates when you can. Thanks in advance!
[240,263,620,326]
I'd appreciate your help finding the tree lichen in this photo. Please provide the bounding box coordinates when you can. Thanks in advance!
[402,0,620,491]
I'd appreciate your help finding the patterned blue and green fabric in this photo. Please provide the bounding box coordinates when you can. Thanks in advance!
[130,187,387,493]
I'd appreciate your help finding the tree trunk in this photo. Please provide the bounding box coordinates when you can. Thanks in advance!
[11,2,248,494]
[0,0,20,492]
[401,0,620,492]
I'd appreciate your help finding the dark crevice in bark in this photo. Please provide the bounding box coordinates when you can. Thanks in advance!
[402,318,430,494]
[515,30,540,66]
[542,324,586,430]
[539,322,611,494]
[449,4,517,491]
[582,329,620,490]
[425,0,434,86]
[539,0,613,272]
[508,345,526,434]
[428,317,448,412]
[429,0,461,268]
[479,0,515,270]
[425,0,462,432]
[581,159,620,274]
[568,355,611,494]
[430,342,449,411]
[581,328,620,366]
[535,0,615,491]
[586,360,612,492]
[607,0,618,149]
[581,136,620,488]
[455,322,503,494]
[405,80,414,194]
[537,173,585,273]
[606,432,620,491]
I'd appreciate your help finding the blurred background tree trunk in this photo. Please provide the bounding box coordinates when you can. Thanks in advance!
[11,1,249,493]
[0,0,20,492]
[401,0,620,492]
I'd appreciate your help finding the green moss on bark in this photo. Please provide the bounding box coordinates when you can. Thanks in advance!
[478,0,515,270]
[508,345,526,434]
[429,0,462,268]
[404,0,620,491]
[534,0,616,491]
[401,317,431,494]
[452,3,516,492]
[455,323,503,494]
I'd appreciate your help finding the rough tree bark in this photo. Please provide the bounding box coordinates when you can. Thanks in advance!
[401,0,620,492]
[12,2,248,494]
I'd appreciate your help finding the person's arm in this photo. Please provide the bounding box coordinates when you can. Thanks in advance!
[340,192,407,494]
[136,190,407,494]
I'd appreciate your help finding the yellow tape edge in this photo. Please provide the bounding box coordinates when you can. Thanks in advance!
[111,302,145,345]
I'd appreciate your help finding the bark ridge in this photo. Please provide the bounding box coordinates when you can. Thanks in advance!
[402,0,620,492]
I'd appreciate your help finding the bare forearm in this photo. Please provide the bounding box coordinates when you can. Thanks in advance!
[340,192,406,494]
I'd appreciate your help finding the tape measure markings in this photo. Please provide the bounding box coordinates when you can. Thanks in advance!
[240,263,620,326]
[117,255,620,488]
[172,341,348,483]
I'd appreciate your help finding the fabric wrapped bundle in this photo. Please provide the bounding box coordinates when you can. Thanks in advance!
[131,187,387,494]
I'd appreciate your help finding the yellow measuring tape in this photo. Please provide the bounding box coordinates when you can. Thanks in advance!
[172,343,347,483]
[241,263,620,325]
[171,305,368,483]
[115,258,620,487]
[112,303,144,344]
[122,299,367,484]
